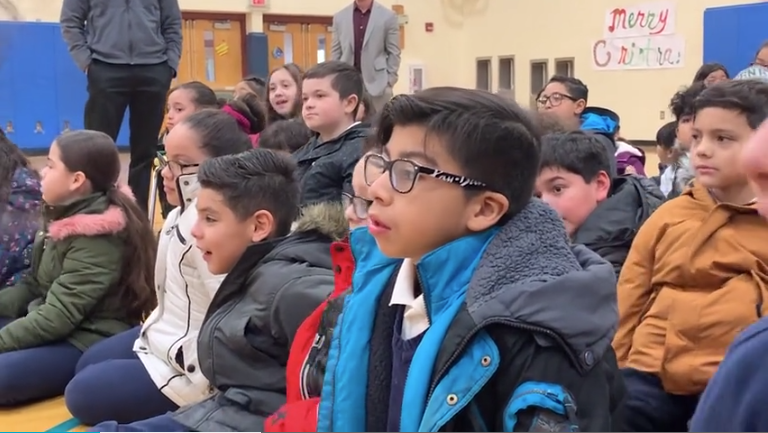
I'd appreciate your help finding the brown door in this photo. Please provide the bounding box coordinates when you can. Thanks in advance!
[187,19,243,90]
[265,22,306,72]
[173,19,195,87]
[305,23,334,66]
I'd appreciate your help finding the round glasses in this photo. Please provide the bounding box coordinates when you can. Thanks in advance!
[363,153,487,194]
[342,192,372,219]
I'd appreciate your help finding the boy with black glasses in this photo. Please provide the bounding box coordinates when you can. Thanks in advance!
[315,87,625,432]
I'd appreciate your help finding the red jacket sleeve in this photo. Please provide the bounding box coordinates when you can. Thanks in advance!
[264,240,354,432]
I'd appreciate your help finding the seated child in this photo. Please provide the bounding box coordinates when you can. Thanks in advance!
[222,93,267,147]
[93,149,345,432]
[614,79,768,432]
[0,130,156,405]
[158,81,219,218]
[264,134,380,433]
[536,75,624,176]
[293,61,368,206]
[666,82,708,198]
[689,106,768,432]
[65,111,253,425]
[652,121,678,195]
[536,131,663,277]
[259,119,313,154]
[613,127,647,177]
[316,88,624,432]
[267,64,303,123]
[0,130,42,289]
[234,75,267,101]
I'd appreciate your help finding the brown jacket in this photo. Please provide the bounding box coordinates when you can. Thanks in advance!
[613,182,768,395]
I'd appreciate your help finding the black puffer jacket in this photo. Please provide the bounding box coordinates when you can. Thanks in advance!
[292,123,368,207]
[572,175,664,277]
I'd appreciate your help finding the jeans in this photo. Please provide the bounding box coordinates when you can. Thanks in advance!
[621,368,699,431]
[92,413,188,432]
[65,326,178,425]
[0,318,82,405]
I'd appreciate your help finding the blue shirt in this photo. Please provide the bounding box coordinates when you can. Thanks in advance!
[689,317,768,431]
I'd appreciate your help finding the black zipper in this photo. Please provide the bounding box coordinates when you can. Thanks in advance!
[426,318,581,404]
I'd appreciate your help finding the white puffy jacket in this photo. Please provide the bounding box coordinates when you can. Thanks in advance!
[133,181,225,406]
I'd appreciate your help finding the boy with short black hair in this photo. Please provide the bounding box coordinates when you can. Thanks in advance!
[93,149,347,432]
[294,60,368,206]
[669,81,707,150]
[536,131,663,277]
[259,119,313,154]
[615,80,768,432]
[317,88,624,432]
[653,121,684,198]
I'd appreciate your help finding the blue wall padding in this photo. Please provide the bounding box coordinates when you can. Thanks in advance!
[703,2,768,76]
[245,32,269,79]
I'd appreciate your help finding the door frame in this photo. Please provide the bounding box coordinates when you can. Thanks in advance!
[181,11,248,76]
[262,14,333,25]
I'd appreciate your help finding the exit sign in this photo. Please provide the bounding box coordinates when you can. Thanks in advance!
[250,0,268,7]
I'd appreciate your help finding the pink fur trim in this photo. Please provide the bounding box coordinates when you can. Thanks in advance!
[48,206,127,241]
[116,183,135,201]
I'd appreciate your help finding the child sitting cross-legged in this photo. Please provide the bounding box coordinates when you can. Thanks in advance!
[65,110,253,426]
[315,88,624,431]
[615,79,768,432]
[536,131,664,277]
[93,148,345,432]
[0,130,156,405]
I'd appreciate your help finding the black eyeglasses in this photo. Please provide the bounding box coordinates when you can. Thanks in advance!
[536,92,578,108]
[363,153,487,194]
[156,152,199,176]
[342,192,372,219]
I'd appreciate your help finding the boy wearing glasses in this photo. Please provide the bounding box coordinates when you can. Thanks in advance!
[316,87,624,432]
[537,75,646,176]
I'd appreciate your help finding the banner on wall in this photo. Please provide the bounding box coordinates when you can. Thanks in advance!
[592,34,685,70]
[593,2,685,70]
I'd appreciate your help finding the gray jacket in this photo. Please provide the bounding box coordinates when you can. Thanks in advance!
[60,0,182,72]
[331,1,401,97]
[172,203,348,432]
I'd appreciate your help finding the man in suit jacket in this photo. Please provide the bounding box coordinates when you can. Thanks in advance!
[331,0,401,112]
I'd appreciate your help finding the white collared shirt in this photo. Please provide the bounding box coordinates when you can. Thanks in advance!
[389,259,430,339]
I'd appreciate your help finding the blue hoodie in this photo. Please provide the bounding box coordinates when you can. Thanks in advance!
[580,107,620,177]
[689,317,768,431]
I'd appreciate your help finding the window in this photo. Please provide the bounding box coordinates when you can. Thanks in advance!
[498,57,515,91]
[555,58,575,77]
[476,58,491,91]
[530,60,548,109]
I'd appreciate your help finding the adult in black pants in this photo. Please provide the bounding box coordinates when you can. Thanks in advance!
[60,0,182,212]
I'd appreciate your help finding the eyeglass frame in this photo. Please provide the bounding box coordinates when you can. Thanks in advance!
[156,151,200,176]
[536,92,579,108]
[363,153,487,194]
[342,192,372,219]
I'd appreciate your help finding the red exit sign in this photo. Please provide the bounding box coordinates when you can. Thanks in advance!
[250,0,268,7]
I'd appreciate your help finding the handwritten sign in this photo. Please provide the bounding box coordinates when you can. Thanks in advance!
[592,35,685,70]
[604,2,675,37]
